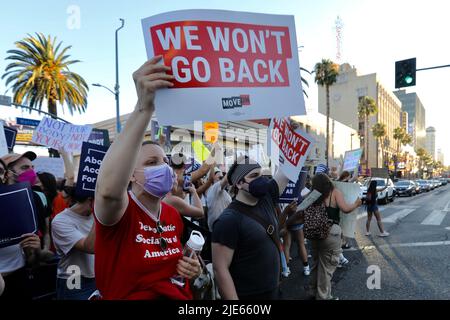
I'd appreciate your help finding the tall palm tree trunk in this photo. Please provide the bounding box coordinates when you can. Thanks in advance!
[48,99,60,158]
[326,85,330,167]
[365,115,369,173]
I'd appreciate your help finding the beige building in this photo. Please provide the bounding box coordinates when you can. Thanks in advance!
[318,63,402,171]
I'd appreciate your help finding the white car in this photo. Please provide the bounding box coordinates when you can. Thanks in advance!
[361,178,395,204]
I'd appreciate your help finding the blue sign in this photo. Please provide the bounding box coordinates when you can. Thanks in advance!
[76,142,109,197]
[279,167,309,204]
[3,126,17,152]
[16,117,41,127]
[87,128,110,147]
[0,182,38,248]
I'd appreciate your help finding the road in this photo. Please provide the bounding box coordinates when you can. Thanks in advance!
[280,184,450,300]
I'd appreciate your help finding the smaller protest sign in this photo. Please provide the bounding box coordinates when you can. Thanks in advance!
[33,157,65,179]
[32,117,92,153]
[192,140,210,162]
[151,121,171,147]
[87,129,110,147]
[0,122,8,157]
[269,118,314,182]
[3,126,17,152]
[342,148,363,172]
[279,167,308,204]
[75,142,109,197]
[334,181,361,239]
[0,182,38,248]
[371,168,389,179]
[204,122,219,143]
[295,190,321,212]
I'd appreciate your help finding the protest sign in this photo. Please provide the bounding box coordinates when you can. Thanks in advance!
[342,148,363,172]
[151,120,171,147]
[0,122,8,157]
[269,118,314,182]
[295,190,321,212]
[192,140,210,162]
[371,168,389,178]
[141,10,305,125]
[32,117,92,153]
[279,167,308,204]
[334,181,361,238]
[3,126,17,152]
[87,129,110,147]
[204,122,219,143]
[33,157,65,179]
[0,182,38,248]
[75,142,109,197]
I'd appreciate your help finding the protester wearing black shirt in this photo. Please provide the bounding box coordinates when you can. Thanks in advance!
[212,156,289,300]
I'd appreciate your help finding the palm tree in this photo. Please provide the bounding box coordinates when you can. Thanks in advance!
[393,127,406,175]
[358,96,378,173]
[314,59,339,167]
[416,147,427,178]
[372,123,386,168]
[2,33,88,118]
[300,67,311,98]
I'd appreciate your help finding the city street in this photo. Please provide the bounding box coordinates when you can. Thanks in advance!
[281,184,450,300]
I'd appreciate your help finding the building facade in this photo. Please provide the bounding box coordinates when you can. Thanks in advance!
[425,127,436,160]
[318,63,402,171]
[393,90,426,150]
[437,148,445,165]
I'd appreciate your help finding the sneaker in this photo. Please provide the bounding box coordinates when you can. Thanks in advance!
[379,231,390,237]
[365,232,371,236]
[282,267,291,278]
[337,255,349,268]
[303,265,311,276]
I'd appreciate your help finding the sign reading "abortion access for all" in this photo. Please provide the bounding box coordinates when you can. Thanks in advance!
[142,10,306,125]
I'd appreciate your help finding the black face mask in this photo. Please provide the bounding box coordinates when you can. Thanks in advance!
[246,176,271,199]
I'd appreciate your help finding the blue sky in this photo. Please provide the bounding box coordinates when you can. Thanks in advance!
[1,0,449,164]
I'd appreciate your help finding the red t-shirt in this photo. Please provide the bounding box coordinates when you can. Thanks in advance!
[94,192,192,300]
[51,192,69,220]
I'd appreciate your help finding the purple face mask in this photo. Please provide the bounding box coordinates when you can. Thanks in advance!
[136,163,175,198]
[17,169,37,186]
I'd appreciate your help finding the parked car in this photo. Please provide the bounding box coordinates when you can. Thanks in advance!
[439,178,448,186]
[416,180,432,192]
[431,180,441,188]
[394,180,416,197]
[361,178,395,204]
[413,181,422,194]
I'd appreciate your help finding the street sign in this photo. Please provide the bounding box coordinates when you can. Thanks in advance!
[0,95,12,107]
[16,117,40,127]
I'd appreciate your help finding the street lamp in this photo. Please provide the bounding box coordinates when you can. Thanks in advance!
[93,19,124,135]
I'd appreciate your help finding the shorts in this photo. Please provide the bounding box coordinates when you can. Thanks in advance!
[366,205,378,212]
[288,223,304,231]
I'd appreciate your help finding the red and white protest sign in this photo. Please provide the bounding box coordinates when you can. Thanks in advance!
[142,10,306,125]
[269,118,314,181]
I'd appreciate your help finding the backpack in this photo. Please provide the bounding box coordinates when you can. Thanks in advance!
[303,202,331,240]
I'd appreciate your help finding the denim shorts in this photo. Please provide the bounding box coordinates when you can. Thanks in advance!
[288,223,304,231]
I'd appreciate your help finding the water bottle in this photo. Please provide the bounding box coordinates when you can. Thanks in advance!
[170,230,205,287]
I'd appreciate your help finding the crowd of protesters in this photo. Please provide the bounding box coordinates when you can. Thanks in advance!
[0,57,372,301]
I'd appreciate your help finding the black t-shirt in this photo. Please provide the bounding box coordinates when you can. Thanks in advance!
[212,179,280,297]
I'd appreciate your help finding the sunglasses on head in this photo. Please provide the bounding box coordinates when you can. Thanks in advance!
[156,220,168,250]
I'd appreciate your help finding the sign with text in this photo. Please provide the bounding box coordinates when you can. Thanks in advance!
[3,126,17,152]
[0,182,38,248]
[87,128,110,147]
[142,10,305,125]
[16,117,40,127]
[33,157,65,179]
[0,122,8,157]
[76,142,109,197]
[32,117,92,153]
[342,148,363,172]
[269,118,314,182]
[279,167,308,204]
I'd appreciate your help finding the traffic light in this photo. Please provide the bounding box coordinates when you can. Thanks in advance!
[395,58,416,88]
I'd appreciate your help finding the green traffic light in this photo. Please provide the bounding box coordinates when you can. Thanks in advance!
[404,76,413,84]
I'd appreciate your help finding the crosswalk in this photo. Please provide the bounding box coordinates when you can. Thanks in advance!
[356,205,449,227]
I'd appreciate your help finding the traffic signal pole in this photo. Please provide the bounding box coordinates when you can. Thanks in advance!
[416,64,450,71]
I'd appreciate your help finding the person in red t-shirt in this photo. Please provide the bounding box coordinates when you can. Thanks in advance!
[94,56,201,300]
